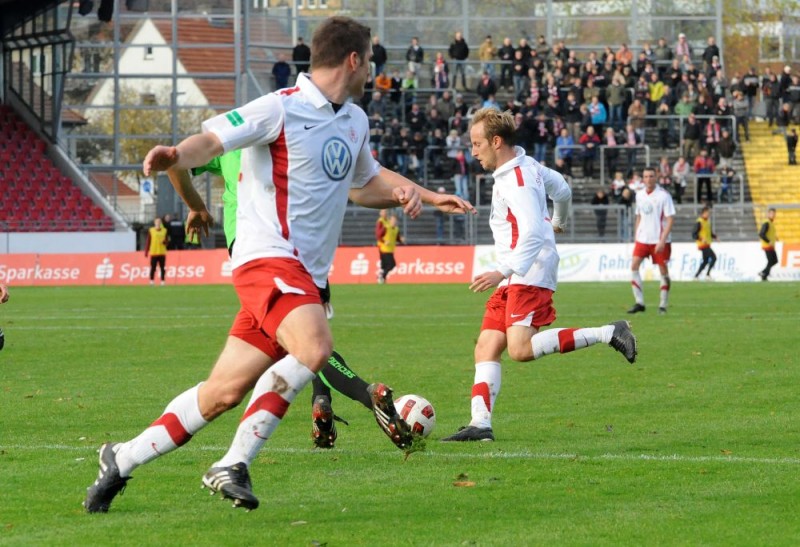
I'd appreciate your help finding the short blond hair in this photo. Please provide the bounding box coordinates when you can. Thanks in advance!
[469,108,516,146]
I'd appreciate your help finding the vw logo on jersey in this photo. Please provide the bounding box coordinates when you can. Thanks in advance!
[321,137,352,181]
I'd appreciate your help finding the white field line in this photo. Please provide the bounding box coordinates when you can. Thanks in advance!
[3,444,799,466]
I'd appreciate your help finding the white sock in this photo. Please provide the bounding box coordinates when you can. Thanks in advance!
[214,355,314,468]
[115,383,208,477]
[659,275,670,308]
[631,271,644,305]
[531,326,614,360]
[469,361,501,429]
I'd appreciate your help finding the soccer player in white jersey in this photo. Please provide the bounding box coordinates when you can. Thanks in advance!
[83,16,474,513]
[442,109,637,442]
[627,166,675,315]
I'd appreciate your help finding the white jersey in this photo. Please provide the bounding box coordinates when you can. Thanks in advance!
[634,185,676,244]
[490,147,572,291]
[203,74,381,287]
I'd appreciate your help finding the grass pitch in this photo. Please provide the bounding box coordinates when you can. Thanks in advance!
[1,281,799,546]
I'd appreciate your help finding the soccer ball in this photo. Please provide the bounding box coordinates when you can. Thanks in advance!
[394,394,436,438]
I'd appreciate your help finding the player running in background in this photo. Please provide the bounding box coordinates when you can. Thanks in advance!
[167,149,409,450]
[627,166,675,315]
[441,109,637,443]
[758,208,778,281]
[84,16,473,514]
[692,206,718,279]
[375,210,403,283]
[0,283,8,351]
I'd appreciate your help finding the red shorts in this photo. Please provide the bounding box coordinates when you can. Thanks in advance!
[481,285,557,333]
[229,257,322,360]
[633,242,672,266]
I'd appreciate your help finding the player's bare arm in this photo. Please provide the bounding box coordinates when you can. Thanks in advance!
[656,216,674,252]
[143,133,224,176]
[0,283,8,304]
[349,179,423,217]
[166,167,215,237]
[373,167,477,215]
[469,271,506,293]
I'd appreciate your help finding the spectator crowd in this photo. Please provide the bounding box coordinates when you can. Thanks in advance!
[287,30,799,210]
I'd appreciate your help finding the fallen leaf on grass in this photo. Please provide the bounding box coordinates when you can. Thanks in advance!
[290,520,307,526]
[453,481,476,487]
[720,449,732,455]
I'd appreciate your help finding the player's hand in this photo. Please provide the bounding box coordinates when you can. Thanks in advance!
[143,145,179,176]
[393,186,422,218]
[186,210,214,238]
[0,284,9,304]
[431,192,477,215]
[551,219,567,233]
[469,271,505,293]
[655,241,666,254]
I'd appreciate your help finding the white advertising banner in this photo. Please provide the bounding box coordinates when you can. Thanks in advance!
[473,242,800,283]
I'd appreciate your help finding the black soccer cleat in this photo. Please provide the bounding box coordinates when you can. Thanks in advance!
[84,443,130,513]
[609,320,638,364]
[658,307,667,315]
[311,395,337,449]
[627,303,646,314]
[367,383,413,450]
[441,425,495,442]
[202,462,259,511]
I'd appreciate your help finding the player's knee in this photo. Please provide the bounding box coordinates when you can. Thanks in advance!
[507,342,533,362]
[296,339,333,372]
[474,340,503,363]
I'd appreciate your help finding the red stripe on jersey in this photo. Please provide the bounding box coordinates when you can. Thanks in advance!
[241,391,290,421]
[279,86,300,96]
[150,413,192,446]
[514,166,525,187]
[507,208,519,249]
[558,328,579,353]
[472,382,492,411]
[270,127,290,240]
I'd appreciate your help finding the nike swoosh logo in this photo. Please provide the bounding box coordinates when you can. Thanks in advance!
[304,124,318,130]
[510,313,526,318]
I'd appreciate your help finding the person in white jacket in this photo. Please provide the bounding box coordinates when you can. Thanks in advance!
[442,108,638,442]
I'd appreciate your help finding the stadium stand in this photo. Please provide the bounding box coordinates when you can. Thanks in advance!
[742,121,800,243]
[0,104,114,232]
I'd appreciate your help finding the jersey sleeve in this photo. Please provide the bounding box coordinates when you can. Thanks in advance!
[350,111,382,189]
[202,93,284,153]
[192,156,222,177]
[496,185,546,278]
[662,191,676,217]
[541,165,572,228]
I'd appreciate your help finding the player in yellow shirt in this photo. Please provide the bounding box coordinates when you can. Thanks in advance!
[376,212,404,283]
[145,217,168,285]
[692,206,717,279]
[759,208,778,281]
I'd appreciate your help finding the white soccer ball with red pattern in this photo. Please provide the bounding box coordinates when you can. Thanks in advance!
[394,394,436,438]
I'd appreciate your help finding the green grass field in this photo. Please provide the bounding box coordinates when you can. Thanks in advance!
[1,282,799,546]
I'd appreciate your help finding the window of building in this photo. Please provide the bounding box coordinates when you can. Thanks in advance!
[144,45,154,60]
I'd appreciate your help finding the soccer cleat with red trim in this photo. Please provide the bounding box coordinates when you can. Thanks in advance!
[367,383,413,450]
[202,462,259,511]
[311,395,337,449]
[627,303,646,314]
[609,320,638,364]
[83,443,130,513]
